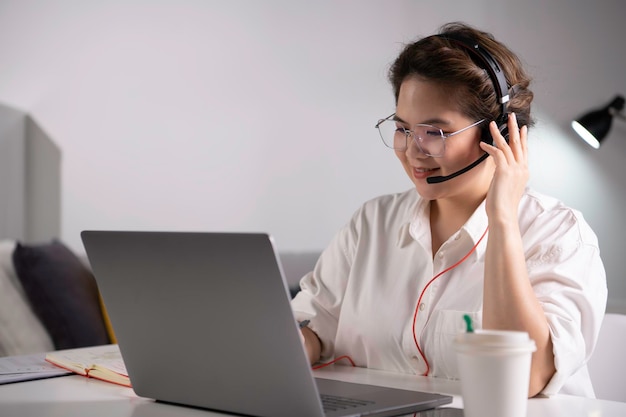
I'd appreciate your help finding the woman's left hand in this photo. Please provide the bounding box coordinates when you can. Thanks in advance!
[479,112,529,224]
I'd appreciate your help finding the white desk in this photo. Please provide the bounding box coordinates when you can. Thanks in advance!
[1,365,625,416]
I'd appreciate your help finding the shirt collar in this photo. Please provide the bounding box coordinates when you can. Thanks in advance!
[402,197,490,252]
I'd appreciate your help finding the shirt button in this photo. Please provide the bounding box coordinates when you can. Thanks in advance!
[454,234,461,241]
[438,251,445,258]
[419,303,426,311]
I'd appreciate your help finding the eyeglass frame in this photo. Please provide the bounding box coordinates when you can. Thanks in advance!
[374,113,486,157]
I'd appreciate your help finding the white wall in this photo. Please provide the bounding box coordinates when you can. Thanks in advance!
[0,0,624,311]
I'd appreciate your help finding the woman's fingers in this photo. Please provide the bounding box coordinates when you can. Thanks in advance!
[480,113,527,165]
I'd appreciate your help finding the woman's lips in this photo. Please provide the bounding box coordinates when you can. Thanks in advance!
[413,167,439,180]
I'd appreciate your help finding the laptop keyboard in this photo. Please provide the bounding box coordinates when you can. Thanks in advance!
[321,394,375,412]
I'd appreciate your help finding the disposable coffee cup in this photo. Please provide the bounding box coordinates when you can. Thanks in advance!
[454,329,536,417]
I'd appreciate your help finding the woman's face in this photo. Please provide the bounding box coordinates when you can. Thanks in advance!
[394,77,493,202]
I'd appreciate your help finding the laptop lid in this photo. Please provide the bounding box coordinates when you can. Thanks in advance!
[81,231,452,417]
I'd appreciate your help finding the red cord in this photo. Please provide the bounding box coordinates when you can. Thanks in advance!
[312,355,356,370]
[412,226,489,376]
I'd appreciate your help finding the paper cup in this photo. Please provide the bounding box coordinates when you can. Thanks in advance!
[454,330,536,417]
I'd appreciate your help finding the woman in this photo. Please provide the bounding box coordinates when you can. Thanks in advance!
[291,22,607,398]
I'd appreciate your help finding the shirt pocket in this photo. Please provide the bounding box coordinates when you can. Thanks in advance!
[426,309,482,379]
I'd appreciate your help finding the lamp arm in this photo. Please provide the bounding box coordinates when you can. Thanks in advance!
[609,108,626,121]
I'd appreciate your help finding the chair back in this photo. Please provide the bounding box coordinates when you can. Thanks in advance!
[587,313,626,402]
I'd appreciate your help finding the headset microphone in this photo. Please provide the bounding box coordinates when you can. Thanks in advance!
[426,153,489,184]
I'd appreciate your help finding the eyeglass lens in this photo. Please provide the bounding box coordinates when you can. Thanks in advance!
[377,119,445,156]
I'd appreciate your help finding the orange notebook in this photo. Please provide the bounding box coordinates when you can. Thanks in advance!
[45,344,130,387]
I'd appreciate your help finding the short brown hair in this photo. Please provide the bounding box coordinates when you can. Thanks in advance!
[388,22,534,129]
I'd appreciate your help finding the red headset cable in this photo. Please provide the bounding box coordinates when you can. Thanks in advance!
[412,226,489,376]
[310,226,489,375]
[312,355,356,370]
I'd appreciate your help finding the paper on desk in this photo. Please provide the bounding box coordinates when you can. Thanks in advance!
[48,344,127,375]
[0,353,70,384]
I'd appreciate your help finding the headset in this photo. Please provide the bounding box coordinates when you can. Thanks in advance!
[439,32,511,143]
[426,33,511,184]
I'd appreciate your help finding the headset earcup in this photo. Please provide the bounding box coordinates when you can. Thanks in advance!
[481,116,510,145]
[481,128,494,145]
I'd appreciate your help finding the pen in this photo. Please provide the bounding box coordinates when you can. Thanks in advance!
[298,320,310,329]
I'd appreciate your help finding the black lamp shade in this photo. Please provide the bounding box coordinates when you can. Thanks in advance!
[572,95,625,149]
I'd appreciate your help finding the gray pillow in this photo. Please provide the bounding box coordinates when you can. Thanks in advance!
[12,240,110,350]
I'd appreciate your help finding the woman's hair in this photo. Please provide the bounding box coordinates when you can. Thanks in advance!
[388,22,534,128]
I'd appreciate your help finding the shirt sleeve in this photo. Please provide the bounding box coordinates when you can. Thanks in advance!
[290,211,359,360]
[524,209,608,396]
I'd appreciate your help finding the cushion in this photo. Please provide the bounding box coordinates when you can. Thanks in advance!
[279,251,320,297]
[12,240,110,350]
[0,240,54,356]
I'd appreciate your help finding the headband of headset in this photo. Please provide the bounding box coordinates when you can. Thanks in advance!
[436,33,510,123]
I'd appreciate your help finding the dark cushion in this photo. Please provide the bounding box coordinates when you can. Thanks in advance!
[279,251,320,298]
[12,240,110,350]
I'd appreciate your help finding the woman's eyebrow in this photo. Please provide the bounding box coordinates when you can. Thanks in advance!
[421,117,451,126]
[394,115,452,126]
[392,114,406,123]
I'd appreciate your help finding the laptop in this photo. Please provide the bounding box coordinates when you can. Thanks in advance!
[81,231,453,417]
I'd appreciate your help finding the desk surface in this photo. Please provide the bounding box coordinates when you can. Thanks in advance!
[0,365,625,416]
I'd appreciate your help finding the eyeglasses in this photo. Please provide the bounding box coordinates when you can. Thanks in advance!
[375,113,486,157]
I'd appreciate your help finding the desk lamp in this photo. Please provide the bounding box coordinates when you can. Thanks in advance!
[572,95,625,149]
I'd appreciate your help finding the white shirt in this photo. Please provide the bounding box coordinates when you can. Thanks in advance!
[291,187,607,397]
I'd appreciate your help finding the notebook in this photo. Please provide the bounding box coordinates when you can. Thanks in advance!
[81,231,452,417]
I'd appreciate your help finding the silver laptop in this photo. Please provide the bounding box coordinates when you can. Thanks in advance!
[81,231,452,417]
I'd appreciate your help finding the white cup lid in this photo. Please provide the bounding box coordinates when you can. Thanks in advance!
[454,329,536,352]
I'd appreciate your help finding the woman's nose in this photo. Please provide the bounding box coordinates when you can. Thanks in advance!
[406,135,429,159]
